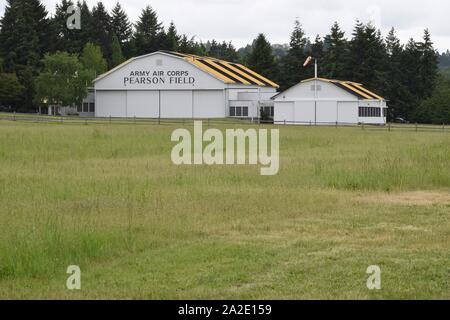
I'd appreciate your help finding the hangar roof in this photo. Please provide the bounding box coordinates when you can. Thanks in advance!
[160,51,279,88]
[300,78,384,100]
[94,50,279,88]
[272,78,385,100]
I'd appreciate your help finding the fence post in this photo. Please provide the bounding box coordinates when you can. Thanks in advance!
[13,111,16,121]
[415,123,418,132]
[336,121,338,128]
[362,122,364,130]
[444,123,446,132]
[388,123,391,132]
[109,115,112,124]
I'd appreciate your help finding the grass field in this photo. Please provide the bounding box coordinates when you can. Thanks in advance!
[0,119,449,299]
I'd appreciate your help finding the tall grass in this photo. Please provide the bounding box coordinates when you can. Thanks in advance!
[0,121,449,298]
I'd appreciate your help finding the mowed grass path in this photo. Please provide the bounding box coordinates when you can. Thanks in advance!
[0,120,449,299]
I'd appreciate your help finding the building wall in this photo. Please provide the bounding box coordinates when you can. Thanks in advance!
[316,101,338,123]
[226,87,276,118]
[95,53,225,91]
[96,91,127,117]
[275,102,295,124]
[338,102,358,124]
[96,89,225,119]
[193,91,226,118]
[160,90,192,118]
[294,101,315,123]
[274,100,359,125]
[126,91,159,118]
[79,90,96,117]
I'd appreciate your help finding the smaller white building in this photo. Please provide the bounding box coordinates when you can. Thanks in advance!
[273,78,388,125]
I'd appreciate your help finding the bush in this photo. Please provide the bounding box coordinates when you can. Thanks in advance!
[413,78,450,124]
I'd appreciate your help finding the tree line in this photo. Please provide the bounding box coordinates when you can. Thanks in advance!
[0,0,448,124]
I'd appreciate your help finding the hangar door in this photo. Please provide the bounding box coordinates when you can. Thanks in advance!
[160,90,193,118]
[316,101,337,124]
[294,101,315,124]
[193,91,224,118]
[274,102,294,124]
[337,102,358,124]
[96,91,126,118]
[126,91,159,118]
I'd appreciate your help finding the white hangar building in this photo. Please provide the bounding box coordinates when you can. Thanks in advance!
[92,51,279,119]
[273,78,388,125]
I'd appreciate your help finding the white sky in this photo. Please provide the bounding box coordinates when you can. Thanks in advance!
[1,0,450,52]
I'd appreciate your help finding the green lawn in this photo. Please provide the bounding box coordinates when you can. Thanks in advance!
[0,120,449,299]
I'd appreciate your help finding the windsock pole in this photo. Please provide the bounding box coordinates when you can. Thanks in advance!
[314,58,318,79]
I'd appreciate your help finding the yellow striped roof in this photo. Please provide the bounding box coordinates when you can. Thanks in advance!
[300,78,384,100]
[162,51,279,88]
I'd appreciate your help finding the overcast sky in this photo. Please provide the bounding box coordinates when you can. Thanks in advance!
[1,0,450,52]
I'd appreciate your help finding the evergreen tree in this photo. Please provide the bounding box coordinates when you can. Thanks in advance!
[271,44,289,59]
[111,34,125,67]
[111,2,132,44]
[164,21,180,51]
[0,0,51,110]
[382,28,419,120]
[205,40,238,61]
[346,21,388,93]
[400,38,422,118]
[322,22,348,79]
[52,0,77,53]
[246,34,277,81]
[383,28,408,119]
[133,6,164,55]
[280,20,309,89]
[0,0,50,69]
[439,50,450,68]
[224,42,239,62]
[310,35,324,71]
[51,0,93,55]
[91,2,111,62]
[193,41,208,56]
[177,35,193,54]
[177,34,203,55]
[311,35,324,58]
[77,1,94,46]
[413,75,450,124]
[418,29,439,99]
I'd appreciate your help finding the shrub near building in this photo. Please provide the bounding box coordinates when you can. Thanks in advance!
[413,77,450,124]
[0,59,24,110]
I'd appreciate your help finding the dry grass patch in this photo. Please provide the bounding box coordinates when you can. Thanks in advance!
[357,190,450,206]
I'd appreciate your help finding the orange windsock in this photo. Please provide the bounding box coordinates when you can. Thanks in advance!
[303,56,313,67]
